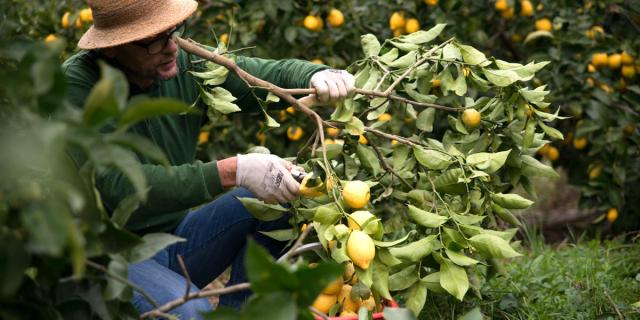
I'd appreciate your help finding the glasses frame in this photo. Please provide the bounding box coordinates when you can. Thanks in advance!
[131,21,186,55]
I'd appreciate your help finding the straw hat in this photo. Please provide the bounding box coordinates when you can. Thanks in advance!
[78,0,198,49]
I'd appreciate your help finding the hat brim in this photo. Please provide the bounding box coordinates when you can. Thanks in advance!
[78,0,198,50]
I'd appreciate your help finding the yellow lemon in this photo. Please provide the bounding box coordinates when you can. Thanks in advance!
[286,106,296,115]
[197,131,209,145]
[600,84,613,94]
[323,278,344,295]
[546,146,559,161]
[608,54,622,69]
[377,113,392,122]
[405,18,420,34]
[358,134,368,145]
[621,51,634,65]
[588,165,602,179]
[535,18,552,32]
[622,65,636,79]
[501,7,515,20]
[591,53,608,68]
[586,77,595,87]
[573,137,587,150]
[61,11,71,28]
[219,33,229,45]
[425,0,439,6]
[79,8,93,23]
[586,26,605,40]
[326,127,341,138]
[389,12,406,31]
[511,33,522,42]
[299,173,326,198]
[462,109,481,128]
[360,296,376,311]
[342,180,370,209]
[537,143,551,155]
[495,0,508,11]
[255,132,266,145]
[347,210,382,235]
[324,138,336,145]
[311,58,324,65]
[587,64,596,73]
[75,17,82,28]
[312,294,338,314]
[431,79,441,88]
[327,9,344,27]
[347,230,375,270]
[303,15,323,32]
[287,126,303,141]
[391,139,398,145]
[338,285,360,312]
[44,34,58,43]
[606,208,618,223]
[520,0,534,17]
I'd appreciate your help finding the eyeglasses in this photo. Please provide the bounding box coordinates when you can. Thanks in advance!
[132,21,186,55]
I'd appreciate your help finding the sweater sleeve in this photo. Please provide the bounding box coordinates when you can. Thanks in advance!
[222,56,329,113]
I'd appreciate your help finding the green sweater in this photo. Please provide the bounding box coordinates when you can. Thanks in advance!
[62,49,326,234]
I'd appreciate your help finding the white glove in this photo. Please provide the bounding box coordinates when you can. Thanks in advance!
[236,154,300,204]
[309,69,356,103]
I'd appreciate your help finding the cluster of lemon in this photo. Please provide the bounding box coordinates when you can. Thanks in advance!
[303,9,344,32]
[45,8,93,43]
[388,12,421,37]
[589,51,637,80]
[495,0,536,20]
[311,261,378,316]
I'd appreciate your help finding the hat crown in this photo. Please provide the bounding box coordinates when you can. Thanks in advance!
[89,0,157,29]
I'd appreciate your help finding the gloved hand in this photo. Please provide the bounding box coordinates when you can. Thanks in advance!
[309,69,356,104]
[236,153,300,204]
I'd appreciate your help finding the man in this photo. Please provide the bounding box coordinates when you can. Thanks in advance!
[62,0,355,318]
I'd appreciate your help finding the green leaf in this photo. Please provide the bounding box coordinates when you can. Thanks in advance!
[490,193,533,209]
[373,231,415,248]
[100,221,142,254]
[246,240,296,294]
[416,108,436,132]
[521,155,559,178]
[379,48,399,64]
[388,51,417,68]
[237,197,289,221]
[361,34,381,57]
[445,249,479,266]
[313,206,342,225]
[91,144,148,200]
[439,259,469,301]
[433,168,467,195]
[111,193,142,228]
[482,68,521,87]
[125,233,185,263]
[346,117,365,135]
[189,61,229,86]
[421,272,446,294]
[400,24,446,45]
[389,235,440,262]
[413,147,452,170]
[200,87,241,115]
[371,260,392,300]
[83,62,128,126]
[366,98,389,120]
[450,212,485,225]
[458,307,483,320]
[21,205,68,255]
[469,234,522,259]
[243,292,297,320]
[407,205,448,228]
[452,66,468,96]
[491,203,522,226]
[0,234,30,296]
[331,99,356,122]
[442,43,462,61]
[457,44,490,66]
[389,265,418,291]
[538,120,564,140]
[294,261,343,306]
[258,229,295,241]
[106,133,169,165]
[406,282,428,317]
[356,144,383,175]
[384,308,417,320]
[104,255,128,300]
[118,98,192,128]
[523,120,536,149]
[466,150,510,174]
[377,248,403,267]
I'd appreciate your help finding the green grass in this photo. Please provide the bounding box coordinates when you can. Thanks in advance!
[419,232,640,320]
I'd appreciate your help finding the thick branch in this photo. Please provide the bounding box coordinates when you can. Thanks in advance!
[368,140,413,189]
[277,223,315,263]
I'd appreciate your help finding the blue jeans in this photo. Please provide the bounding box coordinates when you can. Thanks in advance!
[128,187,290,319]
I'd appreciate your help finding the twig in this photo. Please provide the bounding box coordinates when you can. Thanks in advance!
[176,255,191,301]
[604,291,625,320]
[140,283,252,319]
[85,260,160,309]
[369,140,413,189]
[277,224,315,263]
[364,127,428,147]
[298,130,318,161]
[285,242,324,257]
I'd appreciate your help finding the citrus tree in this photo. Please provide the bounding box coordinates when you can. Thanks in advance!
[165,23,562,318]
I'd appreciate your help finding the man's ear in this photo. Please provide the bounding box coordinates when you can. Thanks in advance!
[100,47,117,59]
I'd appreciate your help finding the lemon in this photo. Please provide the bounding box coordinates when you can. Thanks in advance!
[537,144,551,155]
[389,12,406,31]
[287,126,303,141]
[75,17,82,28]
[495,0,508,11]
[299,173,326,197]
[405,18,420,34]
[586,77,595,87]
[501,7,515,20]
[358,134,368,145]
[44,34,58,43]
[286,106,296,114]
[338,284,360,312]
[391,139,398,145]
[219,33,229,45]
[608,54,622,69]
[79,8,93,23]
[198,131,209,145]
[587,64,596,73]
[546,146,559,161]
[586,26,605,40]
[347,230,375,270]
[520,0,534,17]
[377,113,392,122]
[425,0,439,6]
[360,296,376,311]
[311,58,324,65]
[312,294,337,314]
[340,310,358,317]
[347,210,382,236]
[511,34,522,42]
[326,127,341,138]
[327,9,344,27]
[621,51,634,65]
[431,79,441,88]
[600,84,613,94]
[255,132,266,145]
[61,12,71,28]
[591,53,608,68]
[342,181,370,209]
[462,109,481,128]
[323,278,343,295]
[535,18,552,32]
[343,262,358,284]
[606,208,618,223]
[573,137,587,150]
[303,15,323,32]
[622,65,636,79]
[588,165,602,179]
